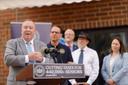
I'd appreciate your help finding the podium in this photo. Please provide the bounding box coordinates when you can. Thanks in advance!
[16,64,85,85]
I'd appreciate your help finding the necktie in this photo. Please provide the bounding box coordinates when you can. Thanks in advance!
[67,44,72,51]
[68,44,71,48]
[26,42,34,63]
[78,49,84,64]
[26,42,33,53]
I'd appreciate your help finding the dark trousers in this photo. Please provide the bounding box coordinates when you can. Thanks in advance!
[62,76,97,85]
[76,76,97,85]
[62,77,89,85]
[60,79,71,85]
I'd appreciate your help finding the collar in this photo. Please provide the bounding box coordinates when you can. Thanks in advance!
[65,42,73,47]
[78,46,88,51]
[23,38,34,45]
[47,42,62,49]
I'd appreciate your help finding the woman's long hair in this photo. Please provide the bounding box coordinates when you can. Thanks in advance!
[110,35,126,55]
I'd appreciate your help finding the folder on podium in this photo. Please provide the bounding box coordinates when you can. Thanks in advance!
[16,64,85,85]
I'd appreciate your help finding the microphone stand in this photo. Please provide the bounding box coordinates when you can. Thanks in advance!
[58,53,63,63]
[50,52,58,63]
[49,48,64,63]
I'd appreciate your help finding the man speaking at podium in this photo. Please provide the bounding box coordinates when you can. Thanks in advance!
[4,20,52,85]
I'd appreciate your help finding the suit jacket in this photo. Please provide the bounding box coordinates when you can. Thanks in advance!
[4,38,53,85]
[72,44,78,52]
[65,43,78,52]
[101,53,128,85]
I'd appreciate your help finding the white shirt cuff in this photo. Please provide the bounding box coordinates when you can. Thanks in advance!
[42,57,45,63]
[25,55,29,63]
[69,79,77,85]
[87,79,92,85]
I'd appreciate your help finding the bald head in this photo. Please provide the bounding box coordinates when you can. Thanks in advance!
[21,20,36,41]
[64,29,75,43]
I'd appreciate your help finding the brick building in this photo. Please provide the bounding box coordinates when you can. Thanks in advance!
[0,0,128,84]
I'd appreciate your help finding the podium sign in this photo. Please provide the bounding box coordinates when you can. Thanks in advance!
[33,64,85,79]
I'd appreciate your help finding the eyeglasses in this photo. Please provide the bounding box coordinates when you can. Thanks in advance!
[51,31,60,34]
[65,33,73,36]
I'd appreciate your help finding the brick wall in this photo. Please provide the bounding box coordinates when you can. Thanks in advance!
[0,0,128,84]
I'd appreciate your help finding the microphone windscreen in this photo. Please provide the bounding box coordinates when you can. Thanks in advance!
[40,47,59,55]
[59,48,65,54]
[40,47,47,56]
[49,48,57,53]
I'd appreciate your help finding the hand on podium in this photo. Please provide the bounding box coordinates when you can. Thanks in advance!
[27,80,37,85]
[28,52,44,62]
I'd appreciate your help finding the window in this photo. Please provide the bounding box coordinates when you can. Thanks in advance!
[76,26,128,59]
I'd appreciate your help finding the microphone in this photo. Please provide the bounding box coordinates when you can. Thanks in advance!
[40,47,65,63]
[40,48,65,55]
[45,48,58,54]
[40,47,58,55]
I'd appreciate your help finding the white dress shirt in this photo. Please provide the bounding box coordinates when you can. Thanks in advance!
[24,39,46,63]
[71,46,99,85]
[109,54,119,78]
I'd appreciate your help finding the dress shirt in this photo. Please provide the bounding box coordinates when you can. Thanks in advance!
[65,43,78,52]
[109,55,119,78]
[72,46,99,85]
[110,56,116,78]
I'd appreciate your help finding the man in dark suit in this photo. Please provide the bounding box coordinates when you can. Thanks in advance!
[4,20,52,85]
[64,29,78,85]
[64,29,78,52]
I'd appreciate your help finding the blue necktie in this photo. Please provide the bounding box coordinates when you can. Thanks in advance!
[26,42,33,53]
[26,42,34,64]
[78,49,84,64]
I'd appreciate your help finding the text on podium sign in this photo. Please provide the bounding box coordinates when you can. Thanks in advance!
[33,64,85,79]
